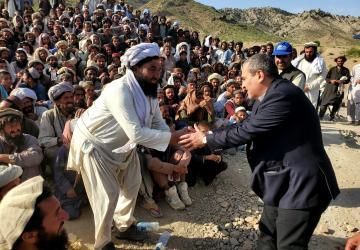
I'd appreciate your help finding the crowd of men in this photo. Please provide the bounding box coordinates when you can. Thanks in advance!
[0,0,360,249]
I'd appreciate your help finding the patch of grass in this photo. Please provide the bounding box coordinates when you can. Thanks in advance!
[345,48,360,58]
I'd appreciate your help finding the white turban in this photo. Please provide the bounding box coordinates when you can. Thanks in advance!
[208,73,224,83]
[121,42,160,68]
[10,87,37,102]
[0,176,44,250]
[48,82,74,102]
[0,164,22,188]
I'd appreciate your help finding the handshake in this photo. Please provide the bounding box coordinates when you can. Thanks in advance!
[169,124,207,151]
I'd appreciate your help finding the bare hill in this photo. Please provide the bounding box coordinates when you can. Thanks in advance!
[136,0,280,43]
[220,7,360,46]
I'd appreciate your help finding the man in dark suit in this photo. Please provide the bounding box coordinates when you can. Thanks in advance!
[179,54,340,250]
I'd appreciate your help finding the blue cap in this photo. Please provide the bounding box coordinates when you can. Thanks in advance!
[272,42,292,56]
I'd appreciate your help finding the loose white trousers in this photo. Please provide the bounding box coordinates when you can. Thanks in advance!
[80,148,141,249]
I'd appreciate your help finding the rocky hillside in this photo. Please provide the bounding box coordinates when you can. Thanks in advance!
[130,0,280,43]
[128,1,360,46]
[220,7,360,46]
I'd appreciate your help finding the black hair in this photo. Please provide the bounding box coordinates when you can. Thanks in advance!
[0,115,22,131]
[0,70,10,77]
[244,54,278,79]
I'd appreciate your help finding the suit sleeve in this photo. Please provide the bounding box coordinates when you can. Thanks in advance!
[206,90,292,151]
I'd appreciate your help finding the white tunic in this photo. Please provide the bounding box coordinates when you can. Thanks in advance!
[67,76,170,249]
[296,57,327,107]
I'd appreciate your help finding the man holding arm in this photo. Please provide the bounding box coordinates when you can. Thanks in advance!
[67,43,187,250]
[180,54,339,250]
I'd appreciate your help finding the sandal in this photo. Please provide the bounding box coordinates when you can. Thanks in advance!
[142,201,163,218]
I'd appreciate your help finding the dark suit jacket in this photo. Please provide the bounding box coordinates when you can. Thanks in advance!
[206,77,340,209]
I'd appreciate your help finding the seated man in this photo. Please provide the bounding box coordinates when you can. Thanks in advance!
[0,96,39,138]
[53,119,86,220]
[39,83,74,170]
[10,87,48,123]
[0,164,22,201]
[0,176,69,250]
[0,108,43,181]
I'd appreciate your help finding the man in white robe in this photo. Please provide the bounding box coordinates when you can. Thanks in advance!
[67,43,185,250]
[292,42,327,109]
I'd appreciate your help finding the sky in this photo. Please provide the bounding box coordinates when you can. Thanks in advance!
[196,0,360,16]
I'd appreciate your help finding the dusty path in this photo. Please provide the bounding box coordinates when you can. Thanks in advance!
[65,107,360,250]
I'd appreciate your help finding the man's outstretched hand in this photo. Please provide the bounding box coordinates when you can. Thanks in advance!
[179,124,206,151]
[169,127,193,147]
[345,232,360,250]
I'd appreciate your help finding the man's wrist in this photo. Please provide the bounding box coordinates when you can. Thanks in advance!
[202,131,213,145]
[8,154,15,164]
[202,135,207,144]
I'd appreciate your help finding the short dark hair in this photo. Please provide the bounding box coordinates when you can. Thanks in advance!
[334,56,347,62]
[233,90,244,97]
[94,53,106,61]
[244,54,278,79]
[0,70,10,77]
[235,41,243,47]
[0,115,22,131]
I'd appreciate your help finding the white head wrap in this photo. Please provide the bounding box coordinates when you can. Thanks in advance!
[208,73,224,83]
[175,42,191,64]
[10,87,38,102]
[48,82,74,102]
[120,43,160,128]
[204,35,212,48]
[0,176,44,249]
[138,24,149,32]
[121,42,160,68]
[0,164,22,188]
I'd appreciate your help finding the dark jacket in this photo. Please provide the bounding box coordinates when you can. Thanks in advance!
[206,77,340,209]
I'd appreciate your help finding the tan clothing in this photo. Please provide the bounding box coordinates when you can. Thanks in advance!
[68,77,170,249]
[0,135,43,181]
[38,106,72,149]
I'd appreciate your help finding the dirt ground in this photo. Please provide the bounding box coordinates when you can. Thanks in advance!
[64,106,360,250]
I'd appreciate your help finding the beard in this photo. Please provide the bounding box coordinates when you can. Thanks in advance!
[136,76,159,98]
[22,105,34,115]
[16,59,28,68]
[36,228,69,250]
[4,132,24,146]
[59,104,75,115]
[74,99,87,109]
[49,62,58,68]
[305,54,316,62]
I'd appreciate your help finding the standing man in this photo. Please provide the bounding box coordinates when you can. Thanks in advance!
[272,41,306,90]
[180,54,339,250]
[319,56,350,121]
[292,42,327,108]
[347,62,360,124]
[67,43,187,250]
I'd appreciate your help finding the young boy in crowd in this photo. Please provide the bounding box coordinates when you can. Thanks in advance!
[0,70,12,100]
[187,121,227,186]
[229,106,248,124]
